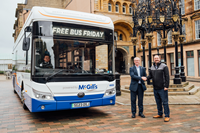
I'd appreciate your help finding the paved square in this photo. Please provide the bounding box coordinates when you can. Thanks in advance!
[0,78,200,133]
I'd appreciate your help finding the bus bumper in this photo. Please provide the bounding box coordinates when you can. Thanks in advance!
[30,95,115,112]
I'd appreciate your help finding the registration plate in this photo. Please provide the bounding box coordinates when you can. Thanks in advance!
[72,102,90,108]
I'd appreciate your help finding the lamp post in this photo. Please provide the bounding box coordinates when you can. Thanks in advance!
[179,1,186,82]
[131,6,138,59]
[172,0,182,84]
[146,33,153,84]
[172,30,182,84]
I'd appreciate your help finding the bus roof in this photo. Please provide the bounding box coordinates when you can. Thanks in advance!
[13,7,114,51]
[31,6,114,29]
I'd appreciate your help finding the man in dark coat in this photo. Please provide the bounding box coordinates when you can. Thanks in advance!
[147,55,170,122]
[129,57,147,118]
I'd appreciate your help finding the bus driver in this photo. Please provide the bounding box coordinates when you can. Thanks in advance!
[40,51,53,69]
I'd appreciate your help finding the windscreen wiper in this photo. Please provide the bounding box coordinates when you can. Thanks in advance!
[79,66,88,73]
[96,73,114,81]
[45,69,74,82]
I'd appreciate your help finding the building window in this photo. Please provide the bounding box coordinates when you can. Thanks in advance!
[182,24,186,35]
[119,34,123,40]
[186,51,194,76]
[116,4,119,13]
[108,3,112,12]
[157,33,161,46]
[114,32,118,41]
[123,5,126,13]
[195,0,200,10]
[160,54,165,63]
[198,50,200,76]
[181,0,185,15]
[129,5,132,14]
[182,24,186,42]
[195,20,200,39]
[167,30,172,44]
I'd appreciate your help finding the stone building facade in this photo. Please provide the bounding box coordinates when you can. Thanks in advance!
[66,0,200,79]
[67,0,135,73]
[13,0,67,42]
[13,0,200,79]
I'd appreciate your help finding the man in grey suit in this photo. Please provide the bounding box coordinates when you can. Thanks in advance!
[129,57,147,118]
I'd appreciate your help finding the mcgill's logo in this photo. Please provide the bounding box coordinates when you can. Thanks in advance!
[78,84,98,90]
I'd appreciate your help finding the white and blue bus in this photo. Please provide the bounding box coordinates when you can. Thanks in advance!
[12,6,116,112]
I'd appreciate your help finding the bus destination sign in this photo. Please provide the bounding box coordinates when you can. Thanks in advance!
[53,27,105,39]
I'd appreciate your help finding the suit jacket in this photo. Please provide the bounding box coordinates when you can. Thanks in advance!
[129,66,147,92]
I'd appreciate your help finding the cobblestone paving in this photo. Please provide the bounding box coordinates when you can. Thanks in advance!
[0,79,200,133]
[116,90,200,105]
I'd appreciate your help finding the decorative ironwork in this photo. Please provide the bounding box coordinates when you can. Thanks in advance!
[131,0,185,84]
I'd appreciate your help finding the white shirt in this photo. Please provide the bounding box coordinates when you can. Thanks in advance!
[135,65,141,84]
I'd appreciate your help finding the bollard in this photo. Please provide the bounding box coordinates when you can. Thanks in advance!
[115,72,121,96]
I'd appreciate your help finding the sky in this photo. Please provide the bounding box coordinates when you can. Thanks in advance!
[0,0,25,59]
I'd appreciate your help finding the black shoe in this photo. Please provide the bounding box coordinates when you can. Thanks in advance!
[132,114,135,118]
[139,113,145,118]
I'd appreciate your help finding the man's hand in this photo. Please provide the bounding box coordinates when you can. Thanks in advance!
[164,87,168,91]
[141,77,147,81]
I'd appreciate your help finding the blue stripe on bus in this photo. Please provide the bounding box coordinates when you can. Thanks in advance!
[15,82,21,98]
[54,94,104,101]
[29,94,115,112]
[103,95,115,105]
[32,98,57,112]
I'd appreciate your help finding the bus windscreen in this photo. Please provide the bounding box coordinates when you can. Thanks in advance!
[33,38,113,78]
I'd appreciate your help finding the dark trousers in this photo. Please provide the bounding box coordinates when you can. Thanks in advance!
[154,89,170,117]
[130,84,144,115]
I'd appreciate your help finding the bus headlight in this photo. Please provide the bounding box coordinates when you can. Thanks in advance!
[33,89,54,100]
[104,88,116,97]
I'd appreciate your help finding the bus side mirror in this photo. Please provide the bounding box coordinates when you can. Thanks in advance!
[23,38,30,51]
[22,26,32,51]
[22,26,32,65]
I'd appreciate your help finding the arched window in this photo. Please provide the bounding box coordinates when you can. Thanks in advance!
[167,30,172,44]
[120,34,123,40]
[116,4,119,13]
[108,3,112,12]
[129,5,132,14]
[123,5,126,13]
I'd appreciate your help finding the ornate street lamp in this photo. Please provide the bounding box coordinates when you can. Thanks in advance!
[131,0,184,84]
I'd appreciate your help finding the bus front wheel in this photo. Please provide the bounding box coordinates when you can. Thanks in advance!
[14,88,17,94]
